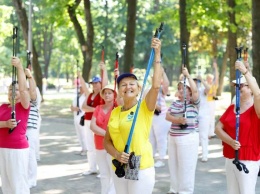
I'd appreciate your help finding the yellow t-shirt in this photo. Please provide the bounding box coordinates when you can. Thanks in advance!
[207,84,218,101]
[108,100,154,170]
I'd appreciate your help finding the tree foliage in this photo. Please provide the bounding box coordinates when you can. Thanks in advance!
[0,0,257,98]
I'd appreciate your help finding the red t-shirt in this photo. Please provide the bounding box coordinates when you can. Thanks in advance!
[93,105,114,150]
[84,93,104,120]
[0,103,30,149]
[220,104,260,160]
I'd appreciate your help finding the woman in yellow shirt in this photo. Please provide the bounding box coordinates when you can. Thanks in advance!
[104,37,163,194]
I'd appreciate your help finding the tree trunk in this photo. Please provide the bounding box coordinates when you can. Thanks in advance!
[211,36,218,57]
[217,48,228,96]
[12,0,43,94]
[179,0,190,71]
[123,0,137,72]
[252,0,260,83]
[67,0,88,81]
[43,24,54,79]
[83,0,94,81]
[227,0,237,100]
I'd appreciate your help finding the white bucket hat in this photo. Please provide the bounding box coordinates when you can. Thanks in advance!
[100,84,116,99]
[178,80,191,88]
[231,75,247,85]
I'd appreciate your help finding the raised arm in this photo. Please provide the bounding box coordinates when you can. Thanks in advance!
[77,71,90,97]
[213,61,219,87]
[100,61,108,88]
[145,37,163,111]
[24,68,37,101]
[235,61,260,117]
[198,74,210,95]
[11,57,30,109]
[182,66,199,102]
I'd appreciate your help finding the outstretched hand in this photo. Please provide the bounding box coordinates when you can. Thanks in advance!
[182,65,190,77]
[24,68,32,78]
[99,61,106,70]
[11,57,23,69]
[151,38,161,54]
[235,61,247,75]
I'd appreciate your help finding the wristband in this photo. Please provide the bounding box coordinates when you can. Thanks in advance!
[243,70,248,76]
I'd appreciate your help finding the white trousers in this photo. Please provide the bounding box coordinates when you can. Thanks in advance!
[168,132,199,194]
[74,116,88,151]
[208,101,216,136]
[149,113,171,159]
[36,115,41,161]
[85,120,97,172]
[26,129,38,187]
[96,149,116,194]
[225,158,260,194]
[112,167,155,194]
[0,148,30,194]
[198,112,210,159]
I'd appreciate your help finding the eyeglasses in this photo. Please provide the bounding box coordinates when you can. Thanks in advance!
[234,84,249,89]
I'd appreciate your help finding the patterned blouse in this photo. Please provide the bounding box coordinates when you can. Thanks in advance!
[168,99,200,136]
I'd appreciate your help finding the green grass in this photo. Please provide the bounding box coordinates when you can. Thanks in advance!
[40,98,73,118]
[0,90,74,119]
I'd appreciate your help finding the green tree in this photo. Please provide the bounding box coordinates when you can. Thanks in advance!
[252,0,260,83]
[67,0,94,82]
[12,0,43,93]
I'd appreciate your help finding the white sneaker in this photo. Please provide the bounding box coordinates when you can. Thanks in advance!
[82,170,98,176]
[96,174,101,178]
[201,157,208,162]
[154,160,165,168]
[80,151,87,156]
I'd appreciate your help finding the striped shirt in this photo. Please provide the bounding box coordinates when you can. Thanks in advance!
[27,100,39,130]
[168,99,200,136]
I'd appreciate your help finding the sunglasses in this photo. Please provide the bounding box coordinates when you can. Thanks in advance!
[234,84,249,89]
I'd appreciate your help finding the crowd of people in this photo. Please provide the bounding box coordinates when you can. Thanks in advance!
[69,51,260,194]
[1,43,260,194]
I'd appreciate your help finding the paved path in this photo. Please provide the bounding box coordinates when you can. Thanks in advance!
[1,116,260,194]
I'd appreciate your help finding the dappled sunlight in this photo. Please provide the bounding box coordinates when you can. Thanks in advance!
[39,189,64,194]
[41,135,71,141]
[208,151,223,159]
[207,143,224,159]
[37,163,87,180]
[208,168,225,173]
[155,172,170,178]
[40,136,69,140]
[208,144,223,151]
